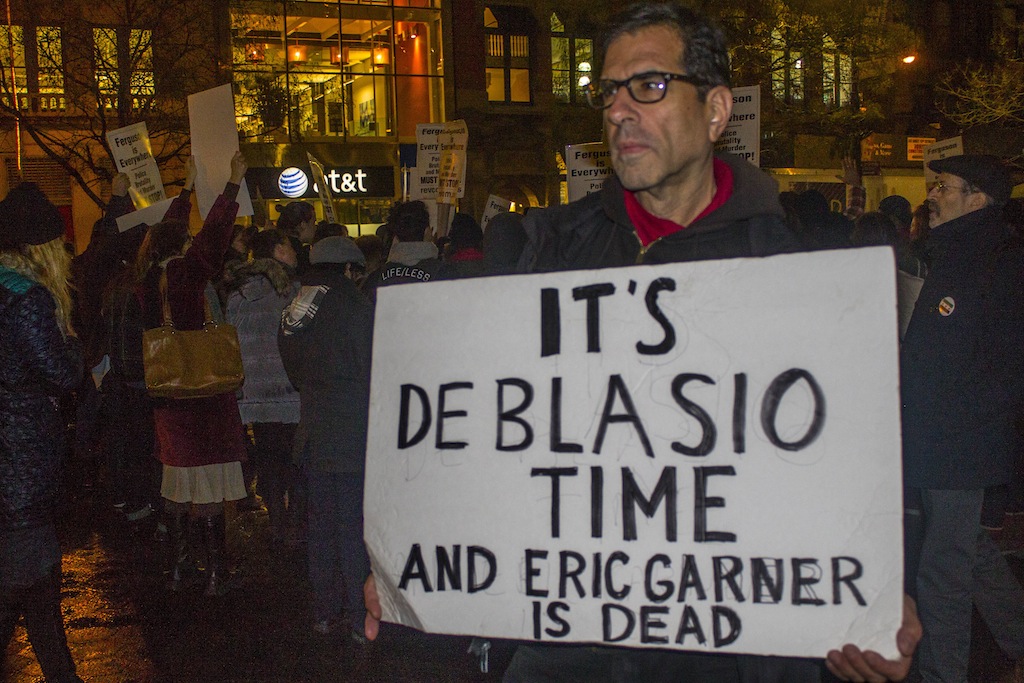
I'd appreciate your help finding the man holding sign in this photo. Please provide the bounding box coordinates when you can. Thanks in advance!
[366,3,920,680]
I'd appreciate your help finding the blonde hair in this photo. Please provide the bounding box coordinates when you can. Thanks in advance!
[0,237,75,337]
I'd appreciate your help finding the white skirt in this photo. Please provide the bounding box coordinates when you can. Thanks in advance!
[160,462,247,504]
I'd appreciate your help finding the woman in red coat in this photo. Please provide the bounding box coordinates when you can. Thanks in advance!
[135,153,248,596]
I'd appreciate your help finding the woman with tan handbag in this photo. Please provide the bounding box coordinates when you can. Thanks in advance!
[135,152,248,597]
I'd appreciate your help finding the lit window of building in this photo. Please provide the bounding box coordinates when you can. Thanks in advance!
[0,24,65,112]
[771,29,803,104]
[550,12,592,104]
[484,6,530,104]
[230,0,444,141]
[771,29,852,109]
[93,27,155,111]
[822,36,853,108]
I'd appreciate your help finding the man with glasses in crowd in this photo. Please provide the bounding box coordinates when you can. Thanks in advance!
[367,3,921,680]
[902,155,1024,682]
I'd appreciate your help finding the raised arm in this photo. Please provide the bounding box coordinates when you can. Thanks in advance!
[161,156,198,224]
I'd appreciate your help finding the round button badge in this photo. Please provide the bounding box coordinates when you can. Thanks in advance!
[938,296,955,316]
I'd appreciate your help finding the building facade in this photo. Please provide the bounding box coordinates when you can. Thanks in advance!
[2,0,1021,247]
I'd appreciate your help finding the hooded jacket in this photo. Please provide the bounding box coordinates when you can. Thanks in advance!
[519,153,799,273]
[225,257,301,425]
[901,205,1024,489]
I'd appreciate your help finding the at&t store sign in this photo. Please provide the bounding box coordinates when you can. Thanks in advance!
[249,165,395,200]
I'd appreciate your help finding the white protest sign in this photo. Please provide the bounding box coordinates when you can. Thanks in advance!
[436,139,464,206]
[566,142,612,203]
[115,197,174,233]
[187,83,253,219]
[366,247,903,659]
[106,122,166,208]
[411,121,468,200]
[307,152,337,224]
[923,136,964,184]
[480,194,512,230]
[715,85,760,166]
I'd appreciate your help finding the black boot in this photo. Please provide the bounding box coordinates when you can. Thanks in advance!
[165,510,197,592]
[201,513,230,597]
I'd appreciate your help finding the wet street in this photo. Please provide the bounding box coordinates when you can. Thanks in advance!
[2,491,516,683]
[3,488,1024,682]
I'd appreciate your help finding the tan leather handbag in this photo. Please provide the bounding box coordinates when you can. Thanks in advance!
[143,271,244,399]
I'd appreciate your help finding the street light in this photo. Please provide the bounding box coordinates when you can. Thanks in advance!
[902,54,916,64]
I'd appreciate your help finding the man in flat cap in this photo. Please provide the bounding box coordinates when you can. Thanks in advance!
[903,154,1024,681]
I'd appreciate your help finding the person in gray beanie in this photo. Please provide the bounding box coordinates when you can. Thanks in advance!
[278,234,373,642]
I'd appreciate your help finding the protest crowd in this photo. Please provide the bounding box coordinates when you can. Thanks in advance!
[2,2,1024,682]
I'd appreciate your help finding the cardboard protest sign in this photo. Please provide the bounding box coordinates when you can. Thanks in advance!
[106,122,166,208]
[715,86,760,166]
[436,141,464,206]
[923,137,963,185]
[411,121,468,201]
[365,247,904,659]
[480,194,512,231]
[565,142,612,202]
[187,84,253,219]
[307,152,337,224]
[115,197,174,233]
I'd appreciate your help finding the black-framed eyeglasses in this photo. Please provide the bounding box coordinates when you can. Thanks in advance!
[585,71,707,110]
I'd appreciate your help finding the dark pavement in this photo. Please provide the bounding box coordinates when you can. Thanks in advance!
[2,491,516,683]
[4,489,1024,682]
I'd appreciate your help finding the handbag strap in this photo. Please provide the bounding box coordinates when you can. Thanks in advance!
[158,269,214,328]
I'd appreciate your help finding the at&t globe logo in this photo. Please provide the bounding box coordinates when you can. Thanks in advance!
[278,167,309,198]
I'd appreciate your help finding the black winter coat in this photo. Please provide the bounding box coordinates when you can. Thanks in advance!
[279,264,374,475]
[0,266,82,531]
[901,206,1024,489]
[519,153,799,273]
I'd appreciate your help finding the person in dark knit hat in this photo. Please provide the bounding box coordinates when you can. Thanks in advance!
[441,212,486,279]
[0,182,85,682]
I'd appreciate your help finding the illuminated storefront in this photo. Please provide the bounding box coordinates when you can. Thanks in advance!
[230,0,446,233]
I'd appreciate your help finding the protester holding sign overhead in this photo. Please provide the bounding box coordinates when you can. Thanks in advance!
[366,3,921,681]
[136,152,248,598]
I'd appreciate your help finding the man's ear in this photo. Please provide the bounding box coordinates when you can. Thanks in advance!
[706,85,733,143]
[968,192,991,213]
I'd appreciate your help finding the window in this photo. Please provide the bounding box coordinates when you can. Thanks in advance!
[230,1,445,141]
[550,13,592,104]
[0,25,64,112]
[770,29,803,104]
[485,6,531,103]
[771,30,852,109]
[822,37,852,109]
[94,27,155,111]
